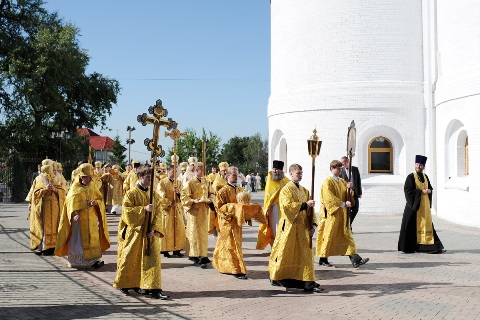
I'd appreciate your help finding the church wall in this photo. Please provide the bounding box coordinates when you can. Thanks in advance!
[434,0,480,228]
[268,0,425,215]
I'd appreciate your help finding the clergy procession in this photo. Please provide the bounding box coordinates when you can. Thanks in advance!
[24,114,446,302]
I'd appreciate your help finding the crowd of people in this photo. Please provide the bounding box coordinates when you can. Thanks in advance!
[25,153,444,299]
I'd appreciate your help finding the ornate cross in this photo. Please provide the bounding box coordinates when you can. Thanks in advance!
[137,99,177,255]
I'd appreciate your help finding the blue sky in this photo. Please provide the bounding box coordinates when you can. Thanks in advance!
[43,0,271,163]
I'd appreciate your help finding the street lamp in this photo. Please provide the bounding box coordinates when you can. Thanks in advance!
[126,126,136,164]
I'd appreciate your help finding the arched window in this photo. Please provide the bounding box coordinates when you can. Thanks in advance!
[465,136,469,176]
[368,136,393,173]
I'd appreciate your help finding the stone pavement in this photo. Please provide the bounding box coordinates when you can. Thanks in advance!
[1,191,480,320]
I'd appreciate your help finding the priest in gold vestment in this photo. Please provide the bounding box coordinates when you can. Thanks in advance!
[55,163,110,269]
[268,164,322,292]
[213,167,266,279]
[157,164,186,258]
[398,155,445,253]
[114,166,168,300]
[181,162,215,268]
[316,160,369,268]
[256,160,290,250]
[29,164,66,255]
[102,164,125,215]
[209,161,229,235]
[123,161,140,193]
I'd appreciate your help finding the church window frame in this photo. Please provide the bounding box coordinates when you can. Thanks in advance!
[368,136,393,173]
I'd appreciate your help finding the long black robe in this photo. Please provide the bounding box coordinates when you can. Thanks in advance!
[398,173,444,253]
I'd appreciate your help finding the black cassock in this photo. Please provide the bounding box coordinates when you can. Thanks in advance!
[398,173,444,253]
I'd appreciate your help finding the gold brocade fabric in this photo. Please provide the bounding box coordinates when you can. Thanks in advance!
[256,172,290,250]
[56,173,68,189]
[55,180,110,259]
[113,186,164,290]
[29,176,66,250]
[93,171,104,195]
[156,177,186,251]
[123,170,138,193]
[207,172,218,183]
[316,177,357,257]
[414,172,434,245]
[181,178,215,257]
[212,185,246,274]
[209,174,225,234]
[103,171,125,206]
[268,182,315,282]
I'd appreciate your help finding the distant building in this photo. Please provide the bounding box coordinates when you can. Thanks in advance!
[77,128,115,164]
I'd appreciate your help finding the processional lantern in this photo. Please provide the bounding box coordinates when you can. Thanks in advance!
[306,128,322,249]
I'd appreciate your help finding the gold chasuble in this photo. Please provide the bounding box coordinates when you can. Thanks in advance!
[316,176,357,258]
[181,178,215,257]
[156,177,186,252]
[256,172,290,249]
[414,171,434,245]
[210,174,227,233]
[113,185,164,290]
[55,180,110,262]
[30,175,66,251]
[123,170,138,193]
[213,185,266,275]
[268,181,315,282]
[103,169,125,207]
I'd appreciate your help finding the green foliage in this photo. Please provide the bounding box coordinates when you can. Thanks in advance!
[109,134,127,167]
[166,128,221,168]
[0,0,120,199]
[220,133,268,175]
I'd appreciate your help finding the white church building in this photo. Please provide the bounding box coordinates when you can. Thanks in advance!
[268,1,479,228]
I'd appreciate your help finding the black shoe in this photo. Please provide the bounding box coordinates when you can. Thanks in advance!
[270,280,281,287]
[92,260,105,269]
[151,290,169,300]
[120,288,130,296]
[163,252,171,258]
[132,288,140,293]
[138,289,150,295]
[311,286,325,293]
[234,274,248,280]
[199,263,207,269]
[352,258,369,268]
[41,248,55,256]
[319,261,333,267]
[172,251,184,258]
[429,249,446,254]
[189,257,200,264]
[200,257,211,264]
[111,211,116,215]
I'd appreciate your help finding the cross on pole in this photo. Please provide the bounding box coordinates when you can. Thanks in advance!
[137,99,177,256]
[165,127,186,249]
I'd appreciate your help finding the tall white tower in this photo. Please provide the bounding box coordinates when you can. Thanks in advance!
[268,0,425,214]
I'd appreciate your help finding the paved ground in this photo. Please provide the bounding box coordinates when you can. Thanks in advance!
[1,192,480,319]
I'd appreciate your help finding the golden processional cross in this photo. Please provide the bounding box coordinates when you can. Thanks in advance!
[165,127,186,249]
[137,99,177,256]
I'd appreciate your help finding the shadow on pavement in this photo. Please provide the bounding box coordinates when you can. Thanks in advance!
[0,304,191,320]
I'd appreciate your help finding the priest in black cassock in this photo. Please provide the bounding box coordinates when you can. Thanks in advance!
[398,155,445,254]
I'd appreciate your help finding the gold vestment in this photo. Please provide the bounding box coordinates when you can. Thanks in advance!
[181,177,215,257]
[268,181,315,282]
[157,177,186,252]
[316,176,357,257]
[113,185,164,290]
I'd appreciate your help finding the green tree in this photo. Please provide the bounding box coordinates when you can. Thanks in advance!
[109,134,127,167]
[0,0,120,201]
[220,133,267,176]
[166,128,221,169]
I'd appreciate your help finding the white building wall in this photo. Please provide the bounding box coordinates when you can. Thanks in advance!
[269,0,425,215]
[435,0,480,228]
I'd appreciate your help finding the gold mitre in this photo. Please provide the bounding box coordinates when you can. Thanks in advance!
[218,162,229,171]
[41,164,54,177]
[159,162,167,170]
[94,161,102,168]
[188,157,198,165]
[171,155,179,164]
[179,162,188,170]
[79,163,94,177]
[41,159,54,166]
[194,162,203,169]
[55,162,63,171]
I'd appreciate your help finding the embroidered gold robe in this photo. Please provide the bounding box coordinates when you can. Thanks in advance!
[113,185,164,290]
[29,176,66,251]
[181,177,215,257]
[123,170,138,193]
[268,181,316,282]
[55,180,110,262]
[256,172,290,249]
[157,177,186,252]
[213,184,266,275]
[316,176,357,258]
[102,170,124,206]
